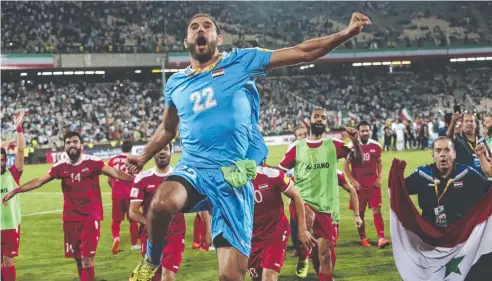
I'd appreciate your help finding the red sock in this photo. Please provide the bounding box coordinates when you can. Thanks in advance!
[373,213,385,239]
[193,214,201,244]
[330,245,336,270]
[1,265,16,281]
[358,214,366,240]
[318,272,333,281]
[130,220,139,246]
[81,266,95,281]
[111,220,121,240]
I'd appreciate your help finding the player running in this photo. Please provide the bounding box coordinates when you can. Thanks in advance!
[279,108,364,281]
[1,111,25,281]
[344,121,391,248]
[126,12,371,281]
[2,131,134,281]
[108,141,140,254]
[248,164,315,281]
[129,144,186,281]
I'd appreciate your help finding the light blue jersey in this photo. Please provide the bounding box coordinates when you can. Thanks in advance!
[161,48,272,258]
[165,48,272,168]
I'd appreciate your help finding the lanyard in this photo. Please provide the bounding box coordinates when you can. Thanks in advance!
[466,136,478,151]
[433,179,452,205]
[186,54,223,77]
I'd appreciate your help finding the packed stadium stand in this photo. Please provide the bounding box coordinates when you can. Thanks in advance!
[2,1,491,53]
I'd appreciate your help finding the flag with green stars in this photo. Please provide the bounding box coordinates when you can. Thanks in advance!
[388,159,492,281]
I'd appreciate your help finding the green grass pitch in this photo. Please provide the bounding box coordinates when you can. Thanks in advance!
[13,146,431,281]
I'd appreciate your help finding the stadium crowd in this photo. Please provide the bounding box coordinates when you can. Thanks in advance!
[2,67,491,150]
[2,1,491,53]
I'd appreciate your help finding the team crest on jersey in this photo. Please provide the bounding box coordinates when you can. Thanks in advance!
[82,168,89,173]
[212,69,225,78]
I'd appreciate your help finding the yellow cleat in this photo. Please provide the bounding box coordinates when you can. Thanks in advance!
[295,258,309,278]
[129,256,160,281]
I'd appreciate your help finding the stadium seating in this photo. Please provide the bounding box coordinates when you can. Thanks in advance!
[2,1,491,53]
[2,67,490,147]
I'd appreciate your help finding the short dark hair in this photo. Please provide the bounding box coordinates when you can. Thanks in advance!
[432,136,455,150]
[357,120,371,130]
[444,113,453,125]
[294,124,306,133]
[121,141,132,153]
[187,13,221,35]
[1,147,6,158]
[63,131,82,143]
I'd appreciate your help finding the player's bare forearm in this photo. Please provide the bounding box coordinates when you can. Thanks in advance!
[446,121,456,138]
[18,174,53,193]
[129,202,146,225]
[376,157,383,184]
[351,140,364,164]
[285,186,308,232]
[269,12,370,69]
[269,32,351,68]
[140,107,179,164]
[343,159,354,182]
[102,166,134,182]
[345,184,360,216]
[14,131,25,171]
[200,211,211,232]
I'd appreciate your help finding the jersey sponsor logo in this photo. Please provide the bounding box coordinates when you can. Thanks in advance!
[370,149,376,153]
[306,162,330,170]
[148,185,155,188]
[1,188,8,194]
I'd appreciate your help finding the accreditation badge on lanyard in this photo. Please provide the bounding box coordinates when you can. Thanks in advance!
[434,179,452,228]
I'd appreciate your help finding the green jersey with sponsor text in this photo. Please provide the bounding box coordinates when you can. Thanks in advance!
[294,139,339,217]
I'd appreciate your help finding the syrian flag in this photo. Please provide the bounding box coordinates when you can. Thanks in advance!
[297,109,310,127]
[389,159,492,281]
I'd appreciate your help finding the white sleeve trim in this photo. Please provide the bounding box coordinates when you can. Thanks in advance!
[130,199,144,202]
[278,164,290,171]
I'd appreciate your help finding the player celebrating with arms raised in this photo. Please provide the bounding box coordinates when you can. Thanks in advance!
[2,132,134,281]
[129,144,186,281]
[279,108,364,281]
[127,12,370,281]
[344,121,391,248]
[249,164,315,281]
[1,111,25,281]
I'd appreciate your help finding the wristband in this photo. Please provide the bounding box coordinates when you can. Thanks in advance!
[12,187,22,195]
[16,126,22,133]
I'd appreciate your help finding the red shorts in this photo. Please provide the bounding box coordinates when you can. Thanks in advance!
[349,187,382,213]
[112,197,131,221]
[1,225,20,257]
[290,203,335,241]
[139,225,185,273]
[63,221,100,259]
[248,235,289,281]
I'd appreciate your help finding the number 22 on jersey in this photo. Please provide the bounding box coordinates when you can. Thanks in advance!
[189,87,217,113]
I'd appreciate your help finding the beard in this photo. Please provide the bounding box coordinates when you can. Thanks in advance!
[186,35,218,63]
[1,165,6,174]
[360,135,370,144]
[156,159,170,169]
[310,123,326,136]
[66,148,81,162]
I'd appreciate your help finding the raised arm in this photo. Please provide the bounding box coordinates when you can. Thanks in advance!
[346,127,363,164]
[269,13,371,69]
[2,173,55,204]
[13,111,26,171]
[127,107,179,174]
[102,165,134,182]
[476,144,492,177]
[446,113,462,139]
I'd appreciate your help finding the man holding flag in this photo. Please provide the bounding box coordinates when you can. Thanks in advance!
[389,136,491,281]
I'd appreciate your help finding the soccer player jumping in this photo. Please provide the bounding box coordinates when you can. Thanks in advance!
[2,132,134,281]
[1,111,25,281]
[127,12,370,281]
[279,108,364,281]
[344,121,391,248]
